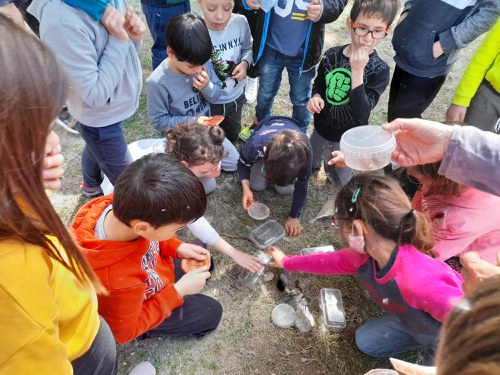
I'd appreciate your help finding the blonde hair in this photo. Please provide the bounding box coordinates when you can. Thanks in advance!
[437,275,500,374]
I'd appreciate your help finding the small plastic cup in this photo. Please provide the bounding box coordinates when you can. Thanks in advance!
[247,202,270,220]
[340,125,396,171]
[257,0,277,12]
[272,304,296,328]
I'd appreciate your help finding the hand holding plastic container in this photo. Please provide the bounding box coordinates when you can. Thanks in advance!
[340,125,396,171]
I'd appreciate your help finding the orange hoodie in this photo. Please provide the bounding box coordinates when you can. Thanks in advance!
[71,194,184,344]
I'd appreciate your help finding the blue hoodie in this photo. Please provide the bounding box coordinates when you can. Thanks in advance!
[28,0,142,127]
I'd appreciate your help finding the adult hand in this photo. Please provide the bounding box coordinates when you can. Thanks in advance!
[193,67,209,90]
[307,95,324,113]
[284,217,303,237]
[101,6,128,41]
[124,6,146,41]
[177,243,209,260]
[306,0,321,21]
[232,61,248,81]
[43,131,64,191]
[230,250,264,272]
[327,150,347,168]
[382,118,453,167]
[245,0,261,10]
[460,252,500,294]
[174,266,211,296]
[266,246,286,268]
[446,104,467,123]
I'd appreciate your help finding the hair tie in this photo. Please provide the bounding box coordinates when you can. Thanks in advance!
[405,209,415,218]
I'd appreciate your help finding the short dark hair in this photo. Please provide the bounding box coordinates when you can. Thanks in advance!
[350,0,399,26]
[264,130,311,186]
[166,13,212,66]
[113,153,207,228]
[165,122,228,166]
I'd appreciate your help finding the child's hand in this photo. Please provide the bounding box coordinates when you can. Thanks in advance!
[197,116,212,126]
[101,6,129,41]
[230,250,264,272]
[174,266,211,296]
[307,95,324,113]
[242,189,255,210]
[232,61,248,81]
[244,0,260,10]
[327,150,347,168]
[124,6,146,41]
[446,104,467,123]
[43,131,64,191]
[177,243,210,261]
[284,217,303,237]
[266,246,286,268]
[349,44,370,72]
[193,67,210,90]
[306,0,322,21]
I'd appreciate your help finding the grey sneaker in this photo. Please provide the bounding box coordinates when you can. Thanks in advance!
[80,182,104,198]
[56,106,79,134]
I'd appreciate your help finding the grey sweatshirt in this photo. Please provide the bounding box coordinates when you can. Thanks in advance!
[29,0,142,127]
[146,61,221,133]
[439,125,500,197]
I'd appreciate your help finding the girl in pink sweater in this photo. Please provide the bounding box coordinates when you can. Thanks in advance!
[408,161,500,270]
[268,174,463,365]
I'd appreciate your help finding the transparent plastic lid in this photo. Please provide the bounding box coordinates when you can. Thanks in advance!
[247,202,270,220]
[340,125,396,155]
[249,220,286,249]
[271,304,296,328]
[319,288,346,329]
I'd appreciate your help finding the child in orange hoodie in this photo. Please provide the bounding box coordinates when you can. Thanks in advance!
[72,153,222,344]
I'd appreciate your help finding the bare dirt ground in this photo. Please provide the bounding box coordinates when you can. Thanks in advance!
[48,1,482,374]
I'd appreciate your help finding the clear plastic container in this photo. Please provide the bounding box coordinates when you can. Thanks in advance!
[257,0,277,12]
[235,251,271,287]
[271,303,296,328]
[247,202,270,220]
[319,288,346,332]
[340,125,396,171]
[249,220,286,249]
[300,245,335,255]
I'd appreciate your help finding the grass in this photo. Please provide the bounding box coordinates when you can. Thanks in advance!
[49,0,483,373]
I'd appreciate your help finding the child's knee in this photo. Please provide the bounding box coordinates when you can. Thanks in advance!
[274,184,294,195]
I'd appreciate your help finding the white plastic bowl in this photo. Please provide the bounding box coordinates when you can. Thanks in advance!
[340,125,396,171]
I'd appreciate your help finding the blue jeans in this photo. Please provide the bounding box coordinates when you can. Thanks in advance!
[141,1,191,70]
[77,122,132,188]
[355,314,436,365]
[255,47,316,132]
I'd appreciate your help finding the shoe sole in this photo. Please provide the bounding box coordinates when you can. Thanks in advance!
[56,118,79,135]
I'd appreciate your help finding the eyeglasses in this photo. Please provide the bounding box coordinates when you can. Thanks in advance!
[352,24,388,39]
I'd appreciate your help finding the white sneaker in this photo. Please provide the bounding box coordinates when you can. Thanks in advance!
[245,77,259,104]
[128,361,156,375]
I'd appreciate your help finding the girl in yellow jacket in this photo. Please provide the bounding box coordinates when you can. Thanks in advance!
[0,15,116,375]
[446,18,500,133]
